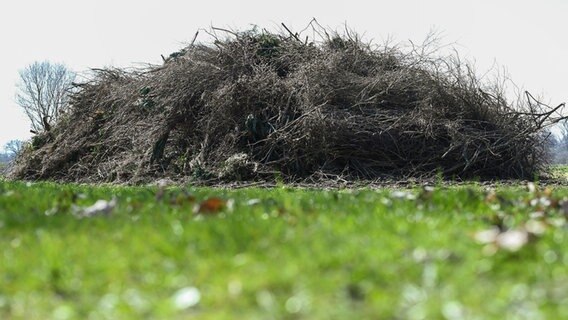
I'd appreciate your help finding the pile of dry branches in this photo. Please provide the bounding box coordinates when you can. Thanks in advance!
[10,22,565,183]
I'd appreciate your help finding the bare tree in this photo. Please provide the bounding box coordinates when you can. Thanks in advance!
[548,120,568,164]
[558,120,568,149]
[4,140,24,157]
[16,61,75,133]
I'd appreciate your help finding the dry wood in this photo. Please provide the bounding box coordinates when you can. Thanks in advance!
[10,23,564,183]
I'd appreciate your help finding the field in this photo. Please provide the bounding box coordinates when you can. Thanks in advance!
[1,179,568,319]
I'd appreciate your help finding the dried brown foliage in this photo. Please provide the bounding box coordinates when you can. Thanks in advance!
[10,23,566,183]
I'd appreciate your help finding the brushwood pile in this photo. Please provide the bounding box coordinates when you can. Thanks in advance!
[10,26,562,183]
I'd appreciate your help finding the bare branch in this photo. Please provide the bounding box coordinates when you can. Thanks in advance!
[281,23,301,42]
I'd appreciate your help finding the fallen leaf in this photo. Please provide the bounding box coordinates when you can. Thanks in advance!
[530,197,551,209]
[527,182,537,194]
[155,178,174,188]
[548,217,567,228]
[475,225,538,253]
[391,190,416,200]
[418,186,435,201]
[193,197,226,214]
[44,207,58,216]
[226,199,235,212]
[529,211,545,219]
[473,228,500,244]
[73,198,117,218]
[495,229,529,252]
[172,287,201,309]
[484,190,497,203]
[246,198,262,206]
[524,220,547,236]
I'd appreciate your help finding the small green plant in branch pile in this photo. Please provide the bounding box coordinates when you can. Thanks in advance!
[31,133,50,150]
[190,163,213,181]
[168,48,187,60]
[242,29,288,77]
[137,86,155,110]
[327,36,350,50]
[254,32,281,59]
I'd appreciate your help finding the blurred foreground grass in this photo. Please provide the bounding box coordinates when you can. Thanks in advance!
[1,180,567,319]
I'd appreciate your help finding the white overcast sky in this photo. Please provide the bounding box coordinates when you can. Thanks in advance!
[0,0,566,150]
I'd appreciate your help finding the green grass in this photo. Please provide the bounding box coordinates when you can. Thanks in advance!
[550,164,568,181]
[1,180,567,319]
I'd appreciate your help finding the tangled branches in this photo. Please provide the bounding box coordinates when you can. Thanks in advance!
[10,22,566,183]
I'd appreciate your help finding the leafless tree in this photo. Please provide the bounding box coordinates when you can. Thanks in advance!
[16,61,75,133]
[558,120,568,149]
[548,120,568,164]
[4,140,24,157]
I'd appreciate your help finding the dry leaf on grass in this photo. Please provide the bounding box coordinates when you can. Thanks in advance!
[246,198,262,206]
[73,198,117,218]
[473,219,549,253]
[495,229,529,252]
[473,227,500,244]
[474,227,529,253]
[172,287,201,309]
[193,197,226,214]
